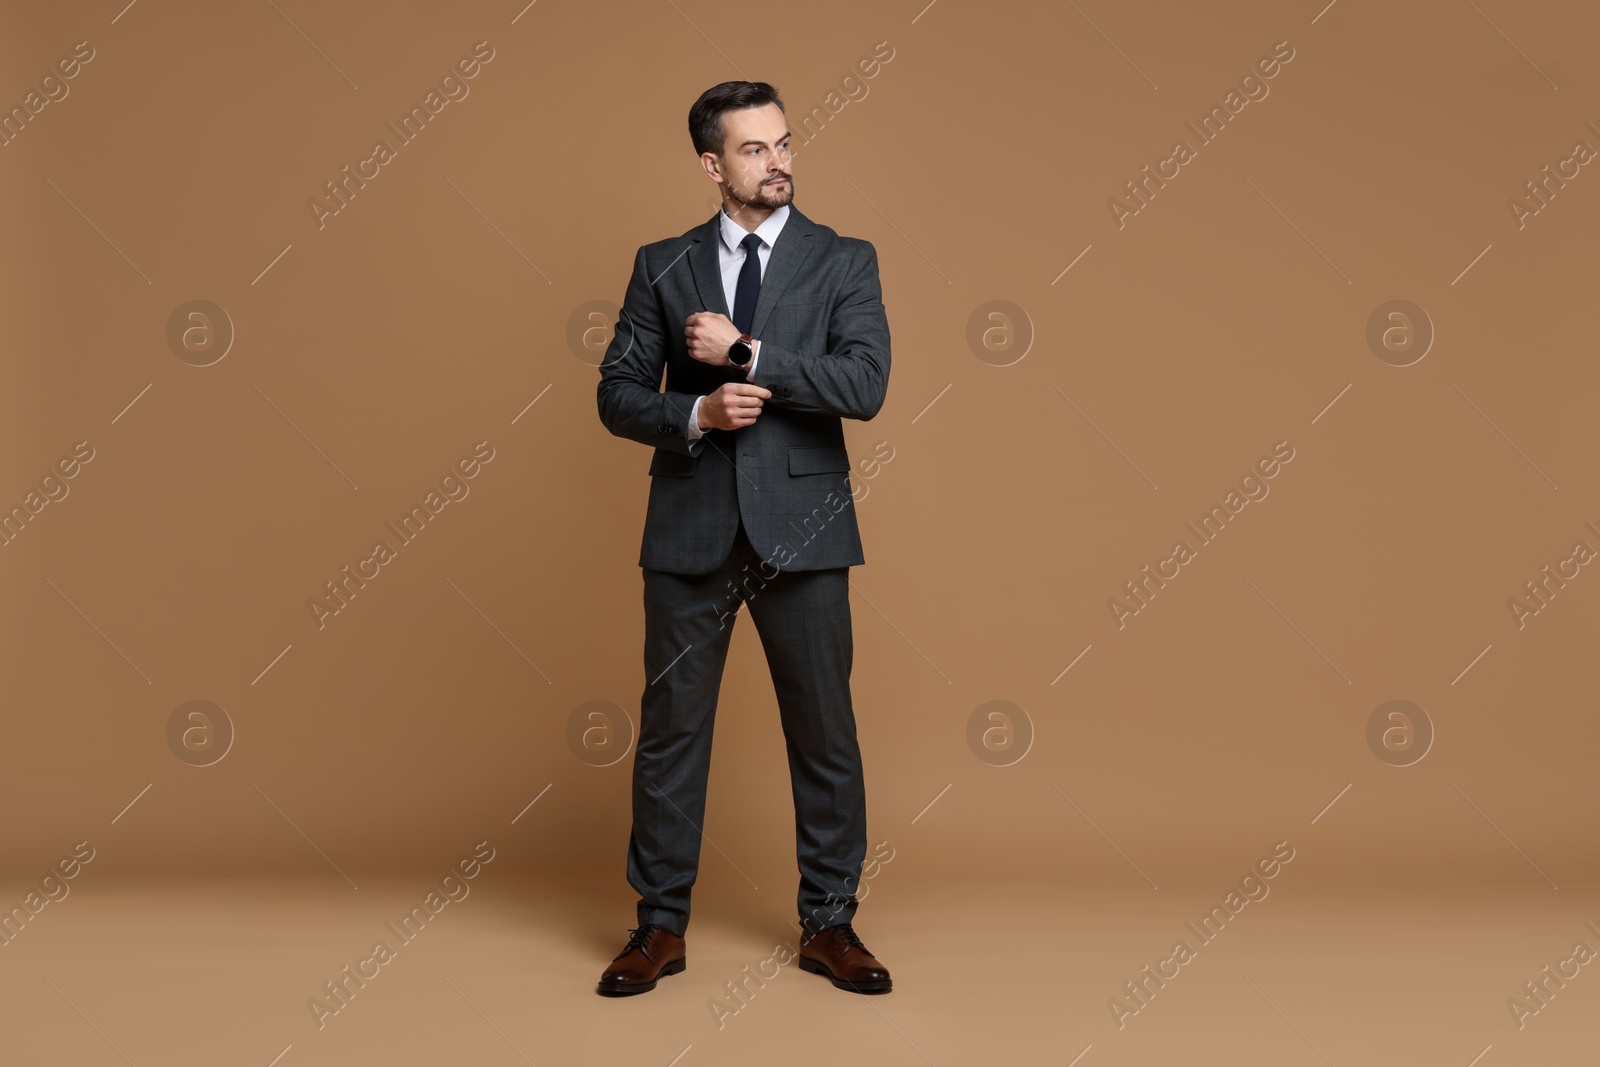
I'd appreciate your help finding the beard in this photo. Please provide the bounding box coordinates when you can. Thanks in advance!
[729,174,794,213]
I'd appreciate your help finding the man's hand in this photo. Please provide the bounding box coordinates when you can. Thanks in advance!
[686,312,743,366]
[698,383,772,431]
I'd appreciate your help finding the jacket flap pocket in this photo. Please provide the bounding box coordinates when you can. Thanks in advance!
[648,449,698,477]
[787,446,851,476]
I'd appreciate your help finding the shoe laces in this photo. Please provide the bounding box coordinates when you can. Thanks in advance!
[620,924,660,960]
[830,922,870,955]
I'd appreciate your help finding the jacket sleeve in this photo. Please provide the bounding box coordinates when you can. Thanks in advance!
[595,243,706,456]
[752,240,890,421]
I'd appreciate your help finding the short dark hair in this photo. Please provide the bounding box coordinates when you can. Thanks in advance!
[688,81,785,157]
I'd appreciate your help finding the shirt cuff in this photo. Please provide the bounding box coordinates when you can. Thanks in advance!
[745,339,760,380]
[688,395,705,440]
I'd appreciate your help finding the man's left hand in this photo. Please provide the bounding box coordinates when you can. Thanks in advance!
[686,312,743,367]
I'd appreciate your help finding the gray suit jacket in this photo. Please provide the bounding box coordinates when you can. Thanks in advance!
[597,204,890,575]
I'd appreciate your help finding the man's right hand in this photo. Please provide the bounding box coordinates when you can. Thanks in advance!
[697,383,772,431]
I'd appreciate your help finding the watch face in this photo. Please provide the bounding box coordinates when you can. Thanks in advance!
[729,340,751,366]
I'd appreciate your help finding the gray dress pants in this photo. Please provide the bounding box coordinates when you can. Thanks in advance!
[626,516,868,938]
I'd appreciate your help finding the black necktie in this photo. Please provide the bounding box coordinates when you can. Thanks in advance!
[732,232,762,335]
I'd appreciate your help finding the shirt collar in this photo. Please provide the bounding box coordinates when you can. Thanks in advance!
[718,201,790,255]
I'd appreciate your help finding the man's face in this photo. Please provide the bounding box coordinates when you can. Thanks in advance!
[710,102,793,211]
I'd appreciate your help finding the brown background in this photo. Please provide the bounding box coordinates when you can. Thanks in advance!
[3,0,1598,1063]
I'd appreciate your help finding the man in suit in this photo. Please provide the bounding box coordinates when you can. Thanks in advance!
[594,81,892,996]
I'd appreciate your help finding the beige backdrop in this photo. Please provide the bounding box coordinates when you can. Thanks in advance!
[3,0,1599,1058]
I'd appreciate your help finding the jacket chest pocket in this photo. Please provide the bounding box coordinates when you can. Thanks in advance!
[768,301,827,339]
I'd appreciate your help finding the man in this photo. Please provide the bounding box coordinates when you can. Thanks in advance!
[594,81,892,996]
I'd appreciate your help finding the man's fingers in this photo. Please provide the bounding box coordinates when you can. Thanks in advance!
[703,381,771,430]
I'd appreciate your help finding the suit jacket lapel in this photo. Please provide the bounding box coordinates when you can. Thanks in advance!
[687,205,816,339]
[749,205,813,339]
[688,212,729,319]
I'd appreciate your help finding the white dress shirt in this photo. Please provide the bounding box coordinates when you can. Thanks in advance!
[687,202,791,448]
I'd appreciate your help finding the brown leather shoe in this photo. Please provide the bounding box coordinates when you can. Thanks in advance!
[596,924,686,996]
[797,922,892,993]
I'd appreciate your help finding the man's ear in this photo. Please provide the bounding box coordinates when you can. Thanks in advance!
[700,152,724,184]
